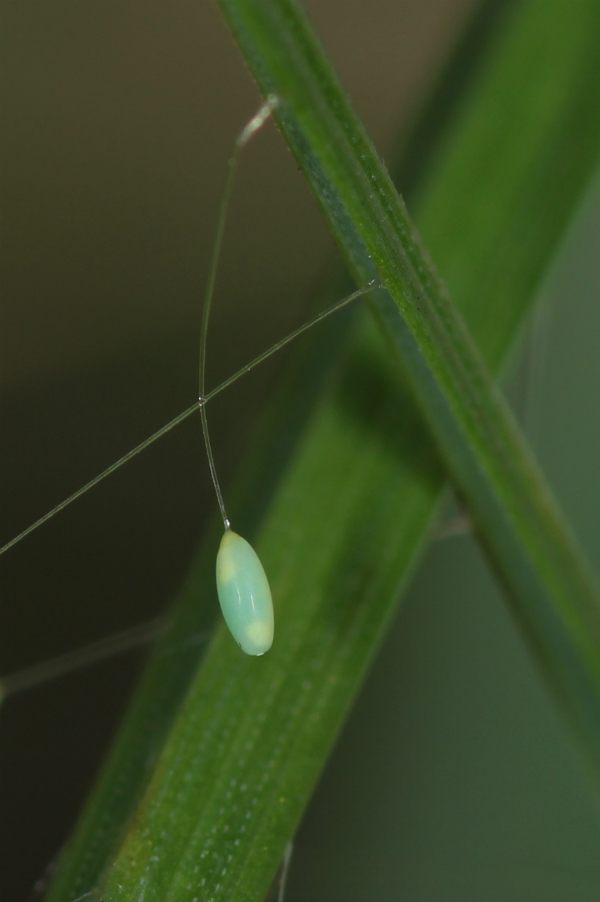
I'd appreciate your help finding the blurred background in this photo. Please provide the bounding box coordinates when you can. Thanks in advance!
[1,2,600,900]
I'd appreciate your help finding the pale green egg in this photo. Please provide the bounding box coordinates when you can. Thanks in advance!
[216,530,274,656]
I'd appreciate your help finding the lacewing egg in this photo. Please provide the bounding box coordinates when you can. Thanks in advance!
[216,529,274,656]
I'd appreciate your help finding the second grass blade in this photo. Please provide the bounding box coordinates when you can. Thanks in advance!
[218,0,600,774]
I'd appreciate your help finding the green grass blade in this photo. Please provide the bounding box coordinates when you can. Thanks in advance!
[45,2,600,901]
[216,0,600,768]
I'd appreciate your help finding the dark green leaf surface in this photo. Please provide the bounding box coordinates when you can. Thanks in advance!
[46,2,600,901]
[216,0,600,769]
